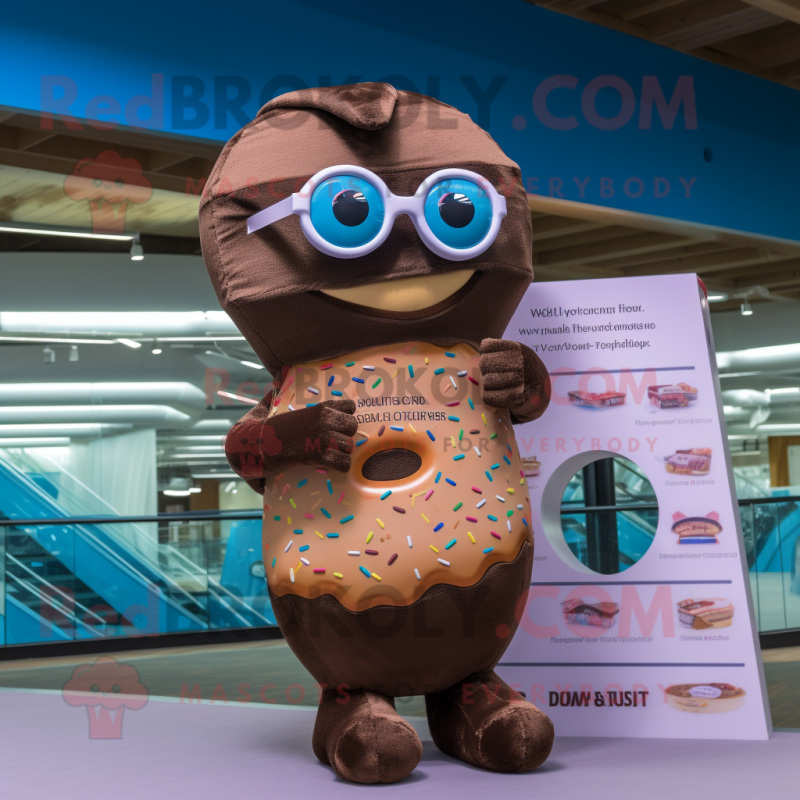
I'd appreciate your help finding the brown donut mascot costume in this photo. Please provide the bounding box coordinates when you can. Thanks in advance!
[199,82,554,784]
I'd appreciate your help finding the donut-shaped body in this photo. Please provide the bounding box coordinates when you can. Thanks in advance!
[264,342,532,612]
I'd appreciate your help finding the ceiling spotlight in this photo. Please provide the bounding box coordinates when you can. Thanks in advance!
[42,346,55,363]
[740,301,753,316]
[69,345,79,362]
[151,341,162,355]
[117,338,142,349]
[707,293,728,303]
[130,241,144,261]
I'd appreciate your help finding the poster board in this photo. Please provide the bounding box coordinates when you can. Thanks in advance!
[500,273,772,740]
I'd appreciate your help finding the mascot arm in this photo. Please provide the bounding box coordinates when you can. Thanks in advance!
[479,338,550,425]
[224,394,358,494]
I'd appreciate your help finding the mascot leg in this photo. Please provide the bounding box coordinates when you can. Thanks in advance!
[426,671,554,773]
[312,687,422,784]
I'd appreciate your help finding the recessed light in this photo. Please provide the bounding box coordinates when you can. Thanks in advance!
[0,224,134,241]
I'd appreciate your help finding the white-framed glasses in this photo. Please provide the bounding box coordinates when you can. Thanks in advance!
[247,165,507,261]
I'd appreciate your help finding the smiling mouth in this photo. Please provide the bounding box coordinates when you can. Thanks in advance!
[319,269,476,314]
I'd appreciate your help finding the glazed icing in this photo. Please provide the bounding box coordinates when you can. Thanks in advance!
[262,342,532,612]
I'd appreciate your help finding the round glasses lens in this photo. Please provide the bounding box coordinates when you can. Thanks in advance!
[424,179,493,249]
[311,176,385,248]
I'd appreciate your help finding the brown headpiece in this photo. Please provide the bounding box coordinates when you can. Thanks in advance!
[199,82,532,374]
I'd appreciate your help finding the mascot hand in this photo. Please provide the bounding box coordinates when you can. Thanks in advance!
[299,399,359,472]
[479,338,550,424]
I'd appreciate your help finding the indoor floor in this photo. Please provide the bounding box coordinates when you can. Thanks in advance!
[2,640,799,728]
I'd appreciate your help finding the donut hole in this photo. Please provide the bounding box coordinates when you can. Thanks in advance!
[362,449,423,482]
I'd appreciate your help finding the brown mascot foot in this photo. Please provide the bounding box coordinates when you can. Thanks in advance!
[313,688,422,784]
[426,671,554,773]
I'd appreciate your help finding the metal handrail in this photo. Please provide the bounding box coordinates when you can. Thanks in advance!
[0,496,798,527]
[0,510,263,526]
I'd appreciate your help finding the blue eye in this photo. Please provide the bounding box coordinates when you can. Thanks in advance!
[310,176,385,248]
[424,179,493,249]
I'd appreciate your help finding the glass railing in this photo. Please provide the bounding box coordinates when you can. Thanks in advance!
[740,497,800,633]
[0,511,271,648]
[1,497,799,649]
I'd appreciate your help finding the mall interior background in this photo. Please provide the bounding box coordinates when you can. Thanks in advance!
[1,0,800,650]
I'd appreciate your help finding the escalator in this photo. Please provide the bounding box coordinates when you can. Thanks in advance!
[561,457,657,573]
[0,448,274,645]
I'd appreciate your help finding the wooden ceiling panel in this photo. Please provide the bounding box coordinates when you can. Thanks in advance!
[530,0,800,88]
